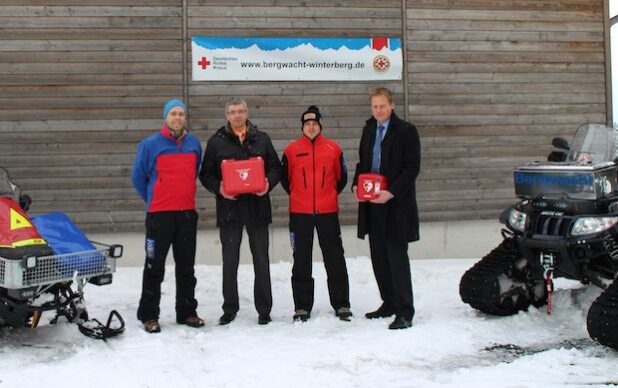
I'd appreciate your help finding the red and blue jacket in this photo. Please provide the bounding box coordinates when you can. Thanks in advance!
[132,125,202,213]
[281,134,347,215]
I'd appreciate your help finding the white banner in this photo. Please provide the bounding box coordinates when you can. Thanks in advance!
[191,37,402,81]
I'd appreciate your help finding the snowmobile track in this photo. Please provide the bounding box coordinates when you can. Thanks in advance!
[587,280,618,350]
[459,240,532,316]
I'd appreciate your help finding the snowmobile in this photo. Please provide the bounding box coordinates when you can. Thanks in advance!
[459,123,618,350]
[0,167,124,339]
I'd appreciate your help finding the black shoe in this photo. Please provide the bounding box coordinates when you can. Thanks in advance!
[219,312,236,326]
[365,305,395,319]
[258,314,271,325]
[293,309,310,322]
[336,307,353,321]
[388,316,412,330]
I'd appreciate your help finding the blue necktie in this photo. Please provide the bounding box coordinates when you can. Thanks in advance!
[371,124,385,173]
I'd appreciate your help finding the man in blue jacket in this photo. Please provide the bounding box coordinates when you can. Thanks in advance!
[132,99,204,333]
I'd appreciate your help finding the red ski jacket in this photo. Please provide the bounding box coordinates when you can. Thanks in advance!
[281,134,347,214]
[131,125,202,213]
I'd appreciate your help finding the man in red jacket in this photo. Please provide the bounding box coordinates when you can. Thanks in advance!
[281,106,352,322]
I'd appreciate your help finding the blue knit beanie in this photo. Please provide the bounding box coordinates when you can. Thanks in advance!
[163,99,186,119]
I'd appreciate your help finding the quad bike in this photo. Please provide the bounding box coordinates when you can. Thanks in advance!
[0,168,124,339]
[459,123,618,350]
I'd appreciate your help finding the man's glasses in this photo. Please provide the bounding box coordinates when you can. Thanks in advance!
[227,109,247,115]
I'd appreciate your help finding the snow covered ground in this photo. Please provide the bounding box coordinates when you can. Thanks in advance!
[0,257,617,388]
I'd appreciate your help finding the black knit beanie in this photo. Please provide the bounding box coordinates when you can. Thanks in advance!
[301,105,322,129]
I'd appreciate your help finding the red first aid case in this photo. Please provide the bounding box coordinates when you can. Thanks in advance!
[356,173,388,201]
[221,157,267,196]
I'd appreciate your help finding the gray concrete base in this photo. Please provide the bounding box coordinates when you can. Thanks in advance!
[90,219,504,267]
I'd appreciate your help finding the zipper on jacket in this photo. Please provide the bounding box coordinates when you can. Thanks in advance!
[312,141,317,214]
[302,167,307,189]
[321,166,326,189]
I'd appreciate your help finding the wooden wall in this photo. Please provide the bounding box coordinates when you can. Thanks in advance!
[408,0,607,220]
[0,0,609,232]
[0,1,186,232]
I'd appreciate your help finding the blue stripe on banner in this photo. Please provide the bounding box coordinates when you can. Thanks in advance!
[192,37,401,51]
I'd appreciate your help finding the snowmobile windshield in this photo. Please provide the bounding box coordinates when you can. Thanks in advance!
[0,168,21,203]
[566,124,618,164]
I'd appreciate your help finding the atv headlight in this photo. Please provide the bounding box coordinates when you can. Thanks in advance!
[508,208,527,232]
[571,217,618,236]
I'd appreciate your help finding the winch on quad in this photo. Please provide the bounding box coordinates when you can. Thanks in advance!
[0,168,124,339]
[460,123,618,350]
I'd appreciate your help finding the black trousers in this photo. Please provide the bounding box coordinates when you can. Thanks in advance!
[289,213,350,312]
[368,204,414,320]
[220,222,272,315]
[137,210,198,323]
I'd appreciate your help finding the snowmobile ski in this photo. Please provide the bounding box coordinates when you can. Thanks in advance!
[77,310,125,340]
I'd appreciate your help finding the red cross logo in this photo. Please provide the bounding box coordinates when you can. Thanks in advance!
[198,57,211,69]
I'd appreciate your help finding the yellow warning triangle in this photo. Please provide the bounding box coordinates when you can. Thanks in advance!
[10,208,32,230]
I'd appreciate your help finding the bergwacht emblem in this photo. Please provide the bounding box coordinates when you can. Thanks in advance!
[373,55,390,72]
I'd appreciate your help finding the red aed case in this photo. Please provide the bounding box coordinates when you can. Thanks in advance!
[356,173,388,201]
[220,157,267,196]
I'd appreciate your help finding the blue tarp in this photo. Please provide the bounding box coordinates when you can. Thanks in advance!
[31,212,103,275]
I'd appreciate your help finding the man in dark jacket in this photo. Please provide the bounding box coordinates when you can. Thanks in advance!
[352,87,421,330]
[132,99,204,333]
[199,97,280,326]
[281,105,351,322]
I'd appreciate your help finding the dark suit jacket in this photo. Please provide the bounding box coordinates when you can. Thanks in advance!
[353,113,420,243]
[199,121,281,227]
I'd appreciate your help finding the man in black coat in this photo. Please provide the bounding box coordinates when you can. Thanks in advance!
[199,97,281,326]
[352,87,420,330]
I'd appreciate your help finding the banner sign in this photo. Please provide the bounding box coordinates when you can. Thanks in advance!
[191,37,402,81]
